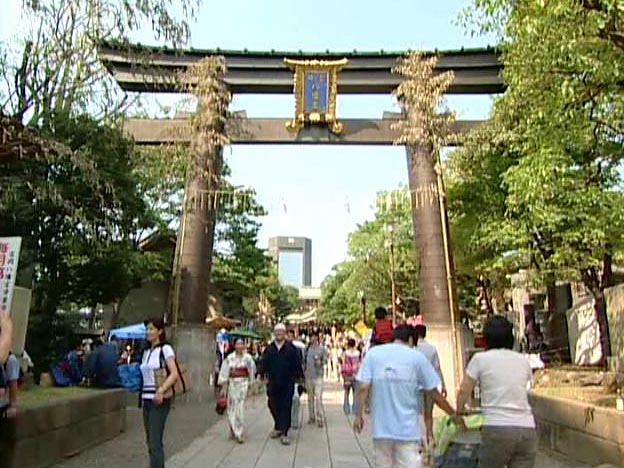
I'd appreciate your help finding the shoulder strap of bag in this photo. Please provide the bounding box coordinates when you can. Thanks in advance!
[159,345,187,396]
[138,349,145,409]
[175,359,186,394]
[159,346,169,373]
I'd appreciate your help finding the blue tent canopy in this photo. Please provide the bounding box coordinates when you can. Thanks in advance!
[109,323,147,340]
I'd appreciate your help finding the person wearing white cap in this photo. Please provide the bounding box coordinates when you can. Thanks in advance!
[258,323,304,445]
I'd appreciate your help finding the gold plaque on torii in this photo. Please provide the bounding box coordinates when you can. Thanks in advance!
[284,58,347,134]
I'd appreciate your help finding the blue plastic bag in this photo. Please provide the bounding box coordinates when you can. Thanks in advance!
[65,351,84,384]
[50,363,72,387]
[118,363,142,392]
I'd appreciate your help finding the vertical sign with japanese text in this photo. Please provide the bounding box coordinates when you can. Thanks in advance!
[0,237,21,315]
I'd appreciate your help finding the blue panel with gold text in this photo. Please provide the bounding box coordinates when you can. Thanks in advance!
[303,71,329,113]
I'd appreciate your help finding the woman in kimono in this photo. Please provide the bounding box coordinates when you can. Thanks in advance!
[218,338,256,443]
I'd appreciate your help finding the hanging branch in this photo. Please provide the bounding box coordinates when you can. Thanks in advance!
[392,51,456,153]
[179,56,230,180]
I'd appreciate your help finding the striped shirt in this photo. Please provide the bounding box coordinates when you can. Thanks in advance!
[140,344,174,400]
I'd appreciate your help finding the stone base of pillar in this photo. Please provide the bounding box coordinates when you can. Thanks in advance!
[425,323,473,407]
[171,324,216,403]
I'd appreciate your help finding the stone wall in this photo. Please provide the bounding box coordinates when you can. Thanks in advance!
[530,392,623,466]
[0,389,126,468]
[605,284,624,383]
[566,297,602,366]
[427,323,473,407]
[102,279,169,329]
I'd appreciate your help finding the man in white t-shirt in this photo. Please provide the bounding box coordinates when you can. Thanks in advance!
[354,325,460,468]
[456,315,537,468]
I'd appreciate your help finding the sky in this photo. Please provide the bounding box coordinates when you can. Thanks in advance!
[1,0,495,286]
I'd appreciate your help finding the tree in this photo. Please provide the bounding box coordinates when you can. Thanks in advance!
[319,188,419,325]
[447,114,520,316]
[1,0,200,123]
[454,0,624,361]
[0,113,164,374]
[320,261,360,325]
[212,180,272,316]
[0,0,202,372]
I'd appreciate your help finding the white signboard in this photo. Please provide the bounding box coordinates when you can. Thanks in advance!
[0,237,22,315]
[567,298,602,366]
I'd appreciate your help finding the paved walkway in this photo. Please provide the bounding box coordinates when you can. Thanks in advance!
[165,383,589,468]
[53,395,219,468]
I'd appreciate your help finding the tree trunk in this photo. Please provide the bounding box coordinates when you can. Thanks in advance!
[405,143,451,325]
[544,275,570,361]
[176,146,223,325]
[581,260,613,368]
[110,300,121,330]
[599,253,613,364]
[594,295,611,368]
[477,275,495,316]
[546,276,557,316]
[88,304,98,330]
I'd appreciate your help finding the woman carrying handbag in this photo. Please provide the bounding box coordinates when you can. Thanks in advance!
[140,318,179,468]
[218,338,256,443]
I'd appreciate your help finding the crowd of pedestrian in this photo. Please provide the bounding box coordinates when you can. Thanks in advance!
[212,306,538,468]
[0,302,539,468]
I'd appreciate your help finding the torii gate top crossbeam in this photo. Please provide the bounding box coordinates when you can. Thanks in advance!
[99,42,504,95]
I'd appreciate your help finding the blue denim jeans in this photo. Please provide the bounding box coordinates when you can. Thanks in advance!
[142,399,171,468]
[343,378,358,414]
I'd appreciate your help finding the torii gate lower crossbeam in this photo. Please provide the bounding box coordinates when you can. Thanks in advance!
[125,116,482,146]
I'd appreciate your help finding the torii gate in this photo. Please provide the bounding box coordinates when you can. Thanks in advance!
[100,43,503,400]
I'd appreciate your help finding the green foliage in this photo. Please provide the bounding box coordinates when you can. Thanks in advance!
[0,0,209,358]
[26,310,81,378]
[133,145,189,232]
[1,0,200,123]
[320,261,359,325]
[212,182,271,315]
[0,1,290,365]
[0,114,165,322]
[451,0,624,295]
[447,117,519,303]
[263,280,300,323]
[319,188,418,325]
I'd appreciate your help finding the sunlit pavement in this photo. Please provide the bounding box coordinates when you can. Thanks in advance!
[163,382,590,468]
[50,377,590,468]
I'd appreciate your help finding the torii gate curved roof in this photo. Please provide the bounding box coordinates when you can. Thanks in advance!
[98,42,504,95]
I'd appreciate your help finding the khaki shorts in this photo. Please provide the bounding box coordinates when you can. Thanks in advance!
[479,426,537,468]
[373,439,423,468]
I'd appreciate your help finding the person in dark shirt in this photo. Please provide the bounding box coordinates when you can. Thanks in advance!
[258,323,304,446]
[83,337,121,388]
